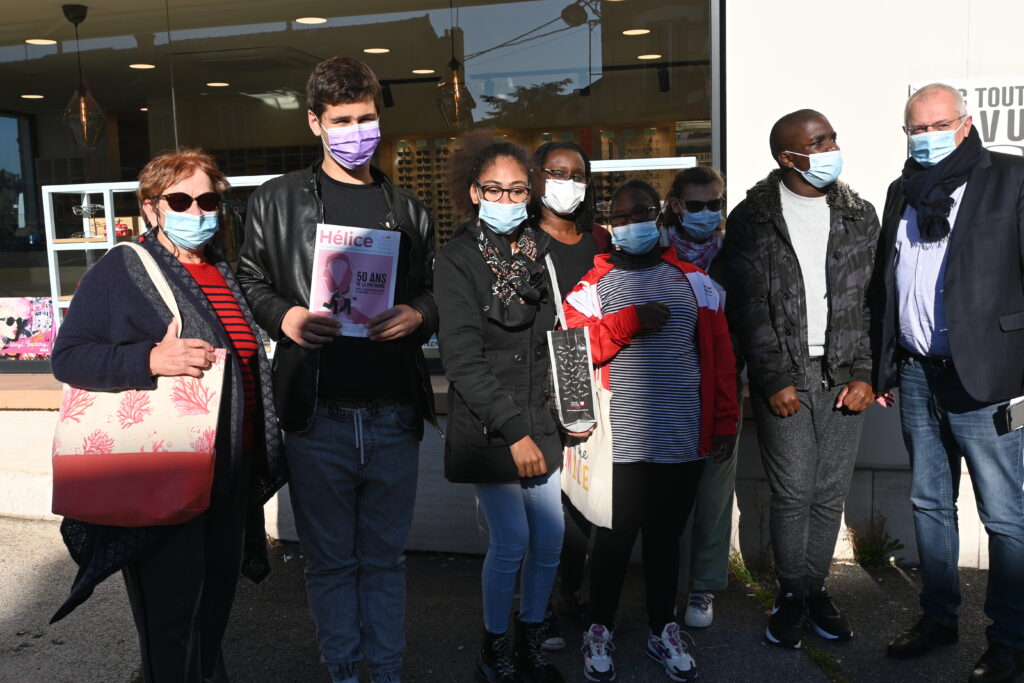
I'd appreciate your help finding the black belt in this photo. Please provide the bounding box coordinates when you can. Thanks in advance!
[901,349,954,370]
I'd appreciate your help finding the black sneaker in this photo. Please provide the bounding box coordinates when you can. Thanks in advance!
[807,586,852,641]
[969,641,1024,682]
[765,589,805,649]
[542,606,565,651]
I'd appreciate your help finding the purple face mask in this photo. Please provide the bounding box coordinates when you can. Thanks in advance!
[320,119,381,170]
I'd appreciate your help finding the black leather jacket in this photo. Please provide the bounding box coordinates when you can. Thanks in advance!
[237,162,438,434]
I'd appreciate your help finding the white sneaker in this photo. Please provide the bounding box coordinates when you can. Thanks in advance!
[582,623,616,682]
[645,622,698,682]
[683,591,714,628]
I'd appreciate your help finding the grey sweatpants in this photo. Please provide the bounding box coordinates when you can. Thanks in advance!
[750,361,865,582]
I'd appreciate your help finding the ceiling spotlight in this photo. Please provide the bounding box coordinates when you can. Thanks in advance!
[21,94,45,99]
[622,29,650,36]
[295,17,327,24]
[637,54,662,60]
[129,63,156,69]
[139,107,148,111]
[412,69,435,75]
[26,38,57,45]
[363,48,390,54]
[206,82,230,87]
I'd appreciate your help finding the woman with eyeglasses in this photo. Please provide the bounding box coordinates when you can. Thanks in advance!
[530,141,609,650]
[436,135,565,683]
[565,179,738,683]
[660,166,745,635]
[50,149,285,683]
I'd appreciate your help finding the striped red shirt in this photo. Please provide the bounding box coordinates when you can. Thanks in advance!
[183,262,259,452]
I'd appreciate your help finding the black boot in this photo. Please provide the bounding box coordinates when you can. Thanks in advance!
[516,619,565,683]
[476,630,518,683]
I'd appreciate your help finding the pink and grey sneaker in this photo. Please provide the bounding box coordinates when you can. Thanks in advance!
[645,622,698,682]
[582,623,615,682]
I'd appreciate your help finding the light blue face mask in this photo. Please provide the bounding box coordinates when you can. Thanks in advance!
[909,120,965,167]
[786,149,843,189]
[162,209,219,250]
[611,220,661,255]
[681,209,723,239]
[478,198,529,235]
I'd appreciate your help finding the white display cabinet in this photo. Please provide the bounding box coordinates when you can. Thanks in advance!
[42,175,277,331]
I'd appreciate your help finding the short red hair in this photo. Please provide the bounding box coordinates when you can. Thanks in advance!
[136,148,229,212]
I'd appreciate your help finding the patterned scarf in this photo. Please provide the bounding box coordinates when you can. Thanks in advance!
[669,228,723,270]
[477,224,541,306]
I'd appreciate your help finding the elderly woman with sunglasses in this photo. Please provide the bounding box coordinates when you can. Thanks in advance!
[50,148,285,683]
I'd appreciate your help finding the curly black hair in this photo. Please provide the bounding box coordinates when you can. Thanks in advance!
[533,141,596,234]
[447,132,539,222]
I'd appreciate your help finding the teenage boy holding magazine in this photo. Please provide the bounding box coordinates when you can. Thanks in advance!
[237,56,437,683]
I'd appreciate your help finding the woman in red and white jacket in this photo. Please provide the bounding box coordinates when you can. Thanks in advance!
[564,180,738,683]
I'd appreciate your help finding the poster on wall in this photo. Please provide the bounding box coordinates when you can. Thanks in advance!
[911,79,1024,155]
[1,297,55,360]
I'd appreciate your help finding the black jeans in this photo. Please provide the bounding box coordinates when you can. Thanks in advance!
[589,460,705,633]
[557,493,592,599]
[122,456,251,683]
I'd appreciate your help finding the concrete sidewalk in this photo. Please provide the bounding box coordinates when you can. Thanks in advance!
[0,516,993,682]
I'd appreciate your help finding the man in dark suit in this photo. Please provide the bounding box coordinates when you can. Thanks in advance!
[874,82,1024,683]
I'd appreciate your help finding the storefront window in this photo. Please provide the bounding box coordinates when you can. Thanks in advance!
[2,0,715,362]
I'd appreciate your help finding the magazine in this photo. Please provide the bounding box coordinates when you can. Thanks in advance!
[547,326,598,433]
[308,223,401,338]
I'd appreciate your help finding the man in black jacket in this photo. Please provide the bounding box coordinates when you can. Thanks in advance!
[874,83,1024,683]
[237,57,437,683]
[721,109,878,651]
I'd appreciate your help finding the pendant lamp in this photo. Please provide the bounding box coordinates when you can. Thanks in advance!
[61,4,105,148]
[437,1,474,129]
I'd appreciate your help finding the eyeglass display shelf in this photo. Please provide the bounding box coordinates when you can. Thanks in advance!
[42,176,278,316]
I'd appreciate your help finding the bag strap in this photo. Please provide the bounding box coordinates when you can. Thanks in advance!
[544,253,567,330]
[113,242,182,338]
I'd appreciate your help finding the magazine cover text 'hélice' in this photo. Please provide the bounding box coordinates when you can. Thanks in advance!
[308,223,400,338]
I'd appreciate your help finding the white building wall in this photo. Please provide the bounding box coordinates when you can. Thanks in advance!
[724,0,1024,568]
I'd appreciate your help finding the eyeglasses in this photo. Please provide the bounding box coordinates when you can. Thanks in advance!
[903,114,966,136]
[2,317,23,326]
[151,192,222,212]
[683,198,724,212]
[543,168,587,184]
[71,204,103,217]
[609,205,659,227]
[475,182,531,203]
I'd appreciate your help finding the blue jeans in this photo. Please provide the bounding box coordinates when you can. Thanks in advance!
[899,357,1024,649]
[285,401,420,682]
[474,471,565,633]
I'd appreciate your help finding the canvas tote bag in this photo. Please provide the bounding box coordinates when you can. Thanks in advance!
[51,242,226,527]
[545,254,614,529]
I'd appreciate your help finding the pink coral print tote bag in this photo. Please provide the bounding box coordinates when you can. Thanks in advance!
[51,242,226,527]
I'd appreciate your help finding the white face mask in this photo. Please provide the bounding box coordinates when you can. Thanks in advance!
[541,178,587,216]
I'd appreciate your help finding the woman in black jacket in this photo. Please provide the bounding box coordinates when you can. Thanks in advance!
[436,137,564,683]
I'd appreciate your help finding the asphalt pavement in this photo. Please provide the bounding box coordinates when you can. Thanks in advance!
[0,516,994,683]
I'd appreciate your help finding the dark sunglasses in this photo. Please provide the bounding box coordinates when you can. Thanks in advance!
[683,198,724,212]
[2,316,23,326]
[152,192,222,213]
